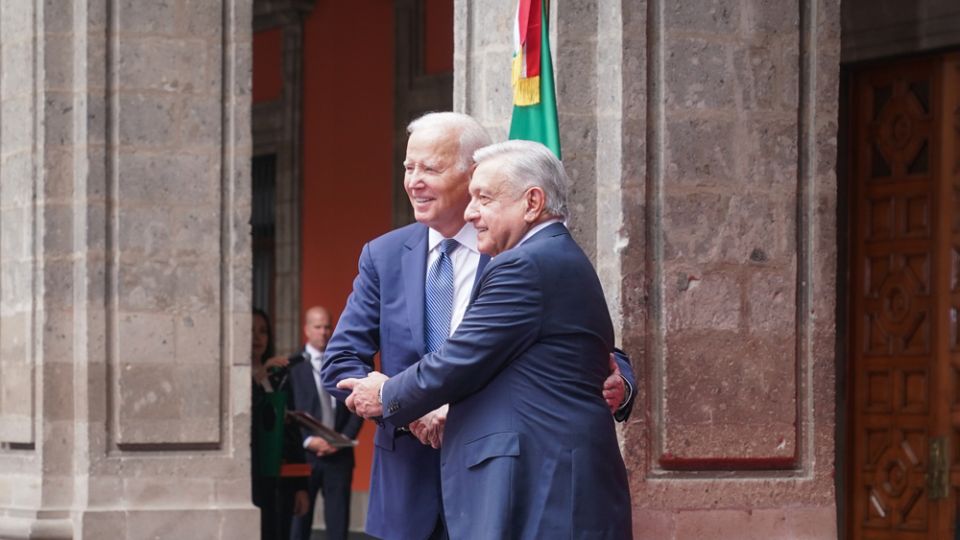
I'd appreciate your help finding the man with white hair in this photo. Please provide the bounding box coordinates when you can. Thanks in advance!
[339,140,633,539]
[321,112,492,540]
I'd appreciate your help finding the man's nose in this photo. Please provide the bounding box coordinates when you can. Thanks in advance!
[464,204,478,222]
[406,171,425,189]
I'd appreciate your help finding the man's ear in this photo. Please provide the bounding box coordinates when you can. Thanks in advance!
[523,187,547,223]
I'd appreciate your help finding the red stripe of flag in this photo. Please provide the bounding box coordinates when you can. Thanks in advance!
[518,0,541,78]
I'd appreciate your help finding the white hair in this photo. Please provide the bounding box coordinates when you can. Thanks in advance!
[407,112,492,171]
[472,140,568,219]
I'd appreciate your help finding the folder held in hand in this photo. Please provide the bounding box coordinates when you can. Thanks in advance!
[287,410,357,448]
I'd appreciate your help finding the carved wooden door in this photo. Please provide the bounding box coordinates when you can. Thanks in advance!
[849,52,960,540]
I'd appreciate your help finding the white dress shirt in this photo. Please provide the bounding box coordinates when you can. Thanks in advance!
[427,223,481,334]
[305,343,335,409]
[303,343,339,448]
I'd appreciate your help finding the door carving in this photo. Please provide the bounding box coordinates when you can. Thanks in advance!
[849,52,960,539]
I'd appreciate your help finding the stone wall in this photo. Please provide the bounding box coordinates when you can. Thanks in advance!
[456,0,840,538]
[0,1,257,538]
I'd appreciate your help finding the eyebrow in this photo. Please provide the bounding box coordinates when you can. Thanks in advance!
[404,158,444,169]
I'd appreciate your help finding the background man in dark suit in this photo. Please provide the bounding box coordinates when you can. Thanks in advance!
[322,112,635,540]
[290,306,363,540]
[339,140,632,539]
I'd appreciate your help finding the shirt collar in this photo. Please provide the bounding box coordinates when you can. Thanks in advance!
[517,218,564,248]
[428,222,479,254]
[305,343,323,362]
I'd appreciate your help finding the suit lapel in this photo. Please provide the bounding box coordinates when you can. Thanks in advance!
[297,351,322,414]
[469,254,491,300]
[402,227,428,357]
[473,255,490,288]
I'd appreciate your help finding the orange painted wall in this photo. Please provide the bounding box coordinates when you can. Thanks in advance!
[252,28,283,104]
[424,0,454,74]
[300,2,395,491]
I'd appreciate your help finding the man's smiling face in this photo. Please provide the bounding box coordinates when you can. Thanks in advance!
[464,161,530,257]
[403,127,471,237]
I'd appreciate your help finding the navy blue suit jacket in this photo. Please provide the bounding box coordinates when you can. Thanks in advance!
[380,223,632,539]
[323,222,634,539]
[289,349,362,466]
[323,223,482,539]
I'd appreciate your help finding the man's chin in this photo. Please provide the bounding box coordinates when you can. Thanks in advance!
[412,209,432,224]
[477,240,498,257]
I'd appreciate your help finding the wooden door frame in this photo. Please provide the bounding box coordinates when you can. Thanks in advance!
[392,0,454,229]
[837,61,853,540]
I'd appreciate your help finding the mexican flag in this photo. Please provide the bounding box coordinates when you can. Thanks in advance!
[508,0,561,159]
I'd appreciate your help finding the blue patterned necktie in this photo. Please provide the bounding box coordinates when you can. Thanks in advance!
[424,238,459,353]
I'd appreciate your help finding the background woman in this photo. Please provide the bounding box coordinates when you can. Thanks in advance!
[251,308,309,539]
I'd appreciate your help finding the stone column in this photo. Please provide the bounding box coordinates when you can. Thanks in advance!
[624,0,840,536]
[0,1,257,538]
[456,0,840,537]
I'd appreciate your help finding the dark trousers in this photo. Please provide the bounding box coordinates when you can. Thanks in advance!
[253,475,297,540]
[290,456,354,540]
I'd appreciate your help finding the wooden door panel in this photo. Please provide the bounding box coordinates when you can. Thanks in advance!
[849,54,953,540]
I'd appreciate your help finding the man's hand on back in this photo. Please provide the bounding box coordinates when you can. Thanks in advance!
[602,354,626,413]
[409,404,447,449]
